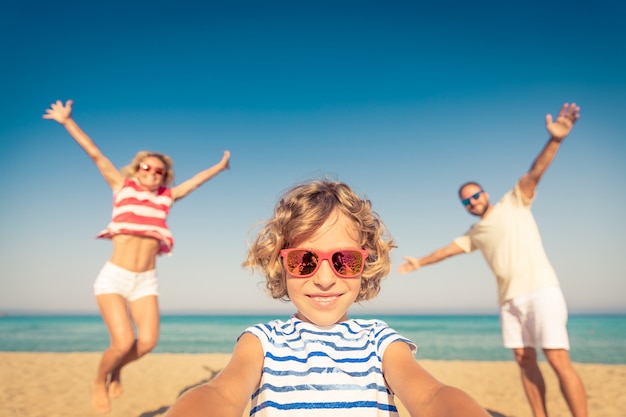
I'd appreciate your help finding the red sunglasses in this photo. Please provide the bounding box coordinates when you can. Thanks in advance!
[139,163,165,176]
[280,248,368,279]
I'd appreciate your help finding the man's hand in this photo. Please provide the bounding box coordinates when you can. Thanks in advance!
[546,102,580,142]
[398,256,421,274]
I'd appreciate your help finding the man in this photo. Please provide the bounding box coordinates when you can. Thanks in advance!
[398,103,587,417]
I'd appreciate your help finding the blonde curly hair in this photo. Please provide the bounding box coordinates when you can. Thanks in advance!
[242,179,395,303]
[120,151,175,186]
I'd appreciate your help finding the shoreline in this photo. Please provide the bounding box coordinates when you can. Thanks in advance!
[1,352,624,417]
[2,314,624,364]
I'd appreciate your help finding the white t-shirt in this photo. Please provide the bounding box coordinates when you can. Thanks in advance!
[453,184,559,305]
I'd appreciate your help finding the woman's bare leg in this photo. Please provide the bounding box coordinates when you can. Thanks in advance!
[93,294,135,413]
[108,295,160,399]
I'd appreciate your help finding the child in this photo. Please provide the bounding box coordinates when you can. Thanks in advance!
[165,179,489,417]
[43,99,230,413]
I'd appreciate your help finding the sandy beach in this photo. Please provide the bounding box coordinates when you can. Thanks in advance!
[0,352,623,417]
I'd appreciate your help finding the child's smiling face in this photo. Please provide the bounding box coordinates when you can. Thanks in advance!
[286,210,363,327]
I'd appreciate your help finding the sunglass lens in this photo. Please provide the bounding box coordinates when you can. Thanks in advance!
[332,250,364,277]
[286,250,319,276]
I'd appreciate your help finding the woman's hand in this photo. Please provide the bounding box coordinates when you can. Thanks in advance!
[42,99,73,125]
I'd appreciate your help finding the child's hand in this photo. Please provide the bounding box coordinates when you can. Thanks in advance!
[43,99,73,125]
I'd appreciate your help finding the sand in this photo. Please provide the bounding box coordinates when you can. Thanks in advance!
[0,352,623,417]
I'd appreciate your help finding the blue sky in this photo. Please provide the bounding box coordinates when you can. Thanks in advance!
[2,0,625,315]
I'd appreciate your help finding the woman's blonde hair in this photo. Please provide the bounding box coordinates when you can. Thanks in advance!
[120,151,175,186]
[243,179,395,302]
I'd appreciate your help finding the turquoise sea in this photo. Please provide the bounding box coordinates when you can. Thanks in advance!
[0,314,624,364]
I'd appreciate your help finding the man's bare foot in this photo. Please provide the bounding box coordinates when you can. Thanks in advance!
[92,381,110,413]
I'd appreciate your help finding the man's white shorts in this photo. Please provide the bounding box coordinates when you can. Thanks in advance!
[500,286,570,350]
[93,262,159,301]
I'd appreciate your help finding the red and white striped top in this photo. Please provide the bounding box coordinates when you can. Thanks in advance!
[97,177,174,255]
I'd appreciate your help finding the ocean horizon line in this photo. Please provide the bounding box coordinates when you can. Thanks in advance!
[2,310,625,317]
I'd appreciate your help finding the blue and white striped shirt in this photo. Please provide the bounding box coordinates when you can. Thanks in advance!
[242,316,417,416]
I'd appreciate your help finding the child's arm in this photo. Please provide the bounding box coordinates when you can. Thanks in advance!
[171,150,230,201]
[43,99,123,190]
[165,332,263,417]
[383,341,490,417]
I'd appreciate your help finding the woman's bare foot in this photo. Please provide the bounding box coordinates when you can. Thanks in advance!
[92,380,110,413]
[108,368,123,398]
[108,380,123,399]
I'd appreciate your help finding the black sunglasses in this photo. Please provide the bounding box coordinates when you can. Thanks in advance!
[461,191,483,207]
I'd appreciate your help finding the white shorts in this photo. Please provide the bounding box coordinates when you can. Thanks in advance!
[500,286,570,350]
[93,262,159,301]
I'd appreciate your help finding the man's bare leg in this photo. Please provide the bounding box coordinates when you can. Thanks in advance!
[543,349,587,417]
[514,347,548,417]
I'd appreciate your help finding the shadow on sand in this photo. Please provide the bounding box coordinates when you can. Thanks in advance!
[138,405,169,417]
[136,365,222,417]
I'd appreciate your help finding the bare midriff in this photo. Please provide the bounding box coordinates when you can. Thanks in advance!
[109,234,161,272]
